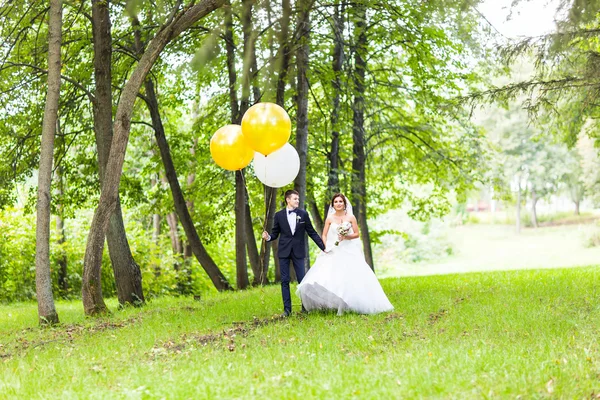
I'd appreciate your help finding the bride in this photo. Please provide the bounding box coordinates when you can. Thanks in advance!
[297,193,394,315]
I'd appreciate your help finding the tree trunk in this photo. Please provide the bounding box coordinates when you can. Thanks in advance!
[246,187,266,285]
[295,0,312,272]
[241,2,263,283]
[166,212,183,255]
[226,1,262,286]
[182,139,197,276]
[531,188,538,228]
[83,0,229,314]
[107,203,145,304]
[328,0,344,199]
[151,173,160,245]
[35,0,61,325]
[260,0,292,281]
[55,121,68,297]
[91,0,145,308]
[275,0,291,107]
[294,0,311,210]
[245,0,261,103]
[224,0,240,122]
[240,0,255,117]
[236,171,249,289]
[574,200,580,216]
[224,4,250,287]
[140,58,232,291]
[260,185,277,281]
[56,214,68,296]
[308,198,324,234]
[350,1,373,270]
[152,185,161,277]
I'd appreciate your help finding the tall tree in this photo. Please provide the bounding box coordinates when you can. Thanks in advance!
[294,0,312,272]
[55,120,68,297]
[91,0,145,307]
[350,1,373,269]
[35,0,62,325]
[326,0,345,206]
[83,0,228,315]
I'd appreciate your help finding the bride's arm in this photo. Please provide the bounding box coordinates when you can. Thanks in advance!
[347,215,360,240]
[322,217,331,247]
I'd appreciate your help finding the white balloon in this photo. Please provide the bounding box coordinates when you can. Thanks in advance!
[253,143,300,188]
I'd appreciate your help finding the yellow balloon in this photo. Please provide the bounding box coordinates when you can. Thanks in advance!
[241,102,291,156]
[210,125,254,171]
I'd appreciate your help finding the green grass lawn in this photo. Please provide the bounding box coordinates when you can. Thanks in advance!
[1,267,600,398]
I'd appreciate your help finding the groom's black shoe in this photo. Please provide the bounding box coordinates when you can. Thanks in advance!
[281,310,291,318]
[301,306,308,314]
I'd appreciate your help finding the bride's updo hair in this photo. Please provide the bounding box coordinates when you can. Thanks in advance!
[330,193,348,210]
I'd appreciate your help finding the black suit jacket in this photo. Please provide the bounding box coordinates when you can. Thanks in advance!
[267,208,325,258]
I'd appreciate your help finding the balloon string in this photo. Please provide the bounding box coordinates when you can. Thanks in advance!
[263,155,269,231]
[239,162,273,234]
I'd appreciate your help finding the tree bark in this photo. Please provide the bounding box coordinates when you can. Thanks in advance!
[56,213,68,296]
[235,171,249,289]
[260,185,277,281]
[224,0,240,122]
[294,0,311,210]
[91,0,145,308]
[574,200,580,215]
[182,138,197,275]
[328,0,344,199]
[275,0,291,107]
[295,0,312,272]
[245,187,266,285]
[35,0,61,325]
[166,212,183,255]
[308,198,324,234]
[350,1,374,270]
[55,121,68,297]
[83,0,228,314]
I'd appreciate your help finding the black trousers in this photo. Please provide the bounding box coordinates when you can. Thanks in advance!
[279,253,306,313]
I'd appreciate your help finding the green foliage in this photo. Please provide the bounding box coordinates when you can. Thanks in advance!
[0,0,497,298]
[0,207,230,303]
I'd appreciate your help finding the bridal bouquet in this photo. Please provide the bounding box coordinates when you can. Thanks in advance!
[334,222,351,246]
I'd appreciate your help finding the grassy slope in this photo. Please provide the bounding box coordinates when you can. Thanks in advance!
[1,267,599,399]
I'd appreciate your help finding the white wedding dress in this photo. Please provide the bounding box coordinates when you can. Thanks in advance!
[296,222,394,315]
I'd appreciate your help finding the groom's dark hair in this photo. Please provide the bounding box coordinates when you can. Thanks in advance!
[284,189,299,200]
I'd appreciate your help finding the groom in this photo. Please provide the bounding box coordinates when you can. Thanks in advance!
[262,189,325,317]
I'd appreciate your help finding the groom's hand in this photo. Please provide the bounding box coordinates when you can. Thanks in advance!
[262,231,270,240]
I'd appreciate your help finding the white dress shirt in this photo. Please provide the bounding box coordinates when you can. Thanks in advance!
[287,208,297,235]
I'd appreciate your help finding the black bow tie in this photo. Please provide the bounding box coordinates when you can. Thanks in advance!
[288,209,297,215]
